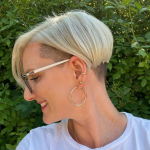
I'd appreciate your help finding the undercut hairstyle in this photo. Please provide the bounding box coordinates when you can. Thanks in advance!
[12,10,113,88]
[39,44,73,62]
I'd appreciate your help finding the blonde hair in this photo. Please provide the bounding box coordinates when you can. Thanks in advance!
[12,10,113,88]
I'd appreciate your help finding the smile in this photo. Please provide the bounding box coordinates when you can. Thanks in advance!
[41,101,48,107]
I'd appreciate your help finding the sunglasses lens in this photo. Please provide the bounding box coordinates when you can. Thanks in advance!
[21,74,32,93]
[24,79,32,93]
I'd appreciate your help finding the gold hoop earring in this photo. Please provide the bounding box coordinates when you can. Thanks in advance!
[70,87,87,106]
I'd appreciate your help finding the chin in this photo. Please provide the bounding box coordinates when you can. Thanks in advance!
[42,115,63,125]
[43,116,53,124]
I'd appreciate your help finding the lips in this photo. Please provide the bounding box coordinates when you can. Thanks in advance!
[37,100,46,104]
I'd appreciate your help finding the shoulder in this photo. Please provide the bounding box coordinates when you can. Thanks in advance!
[125,112,150,136]
[131,113,150,129]
[125,112,150,128]
[16,120,68,150]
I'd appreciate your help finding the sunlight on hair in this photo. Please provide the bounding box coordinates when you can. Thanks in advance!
[12,10,113,88]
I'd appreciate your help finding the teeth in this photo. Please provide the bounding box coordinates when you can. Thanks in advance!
[41,102,47,107]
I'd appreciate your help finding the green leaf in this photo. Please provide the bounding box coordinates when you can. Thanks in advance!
[138,62,145,67]
[121,0,131,5]
[145,76,150,80]
[122,59,127,65]
[86,6,95,13]
[84,0,90,2]
[139,100,143,105]
[2,113,7,119]
[145,63,149,69]
[11,111,16,118]
[1,127,8,135]
[0,104,7,110]
[134,3,142,9]
[118,5,126,9]
[138,49,147,58]
[19,127,27,131]
[146,39,150,42]
[7,11,15,18]
[21,122,27,126]
[141,109,150,114]
[145,32,150,39]
[113,72,121,80]
[109,19,115,22]
[110,58,117,63]
[137,37,145,42]
[64,1,69,4]
[141,105,150,109]
[107,1,116,6]
[132,110,139,115]
[0,117,4,124]
[6,144,15,150]
[30,118,35,122]
[118,19,123,23]
[79,3,85,7]
[142,45,150,48]
[112,0,119,5]
[116,48,121,53]
[130,7,138,12]
[140,8,147,13]
[0,25,10,31]
[137,76,144,80]
[0,50,4,56]
[105,6,115,9]
[16,104,27,111]
[107,63,112,71]
[141,78,147,87]
[2,18,9,24]
[7,126,13,133]
[6,40,10,46]
[123,87,130,95]
[6,90,10,95]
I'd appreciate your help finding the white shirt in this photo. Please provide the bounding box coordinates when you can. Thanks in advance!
[16,112,150,150]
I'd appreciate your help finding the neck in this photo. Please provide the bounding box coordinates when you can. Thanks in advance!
[68,86,127,148]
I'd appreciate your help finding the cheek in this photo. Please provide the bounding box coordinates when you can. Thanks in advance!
[35,75,68,104]
[47,80,69,102]
[45,70,72,96]
[34,68,74,107]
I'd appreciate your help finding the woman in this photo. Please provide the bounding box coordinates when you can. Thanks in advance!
[12,10,150,150]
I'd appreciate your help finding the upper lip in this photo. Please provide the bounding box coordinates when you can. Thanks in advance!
[37,100,47,104]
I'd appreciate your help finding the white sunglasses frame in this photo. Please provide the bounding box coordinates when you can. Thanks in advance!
[24,59,69,76]
[21,59,69,93]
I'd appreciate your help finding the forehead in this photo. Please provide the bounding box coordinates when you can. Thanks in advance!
[22,43,53,73]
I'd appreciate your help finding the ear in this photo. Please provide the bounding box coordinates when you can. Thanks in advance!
[69,56,87,89]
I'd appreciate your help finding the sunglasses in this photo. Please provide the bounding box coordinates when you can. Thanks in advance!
[21,59,69,93]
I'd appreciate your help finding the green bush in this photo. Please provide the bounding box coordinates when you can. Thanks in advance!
[0,0,150,149]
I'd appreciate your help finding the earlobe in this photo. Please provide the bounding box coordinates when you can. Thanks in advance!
[77,72,87,89]
[68,56,87,89]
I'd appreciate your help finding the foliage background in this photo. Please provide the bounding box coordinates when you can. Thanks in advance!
[0,0,150,149]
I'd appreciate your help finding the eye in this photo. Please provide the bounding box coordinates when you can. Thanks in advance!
[30,77,38,82]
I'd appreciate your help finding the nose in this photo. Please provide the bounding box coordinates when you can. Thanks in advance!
[24,86,36,101]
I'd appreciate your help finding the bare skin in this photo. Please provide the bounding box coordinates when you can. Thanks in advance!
[23,43,127,149]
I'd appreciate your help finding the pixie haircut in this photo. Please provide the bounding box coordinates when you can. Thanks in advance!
[12,10,113,88]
